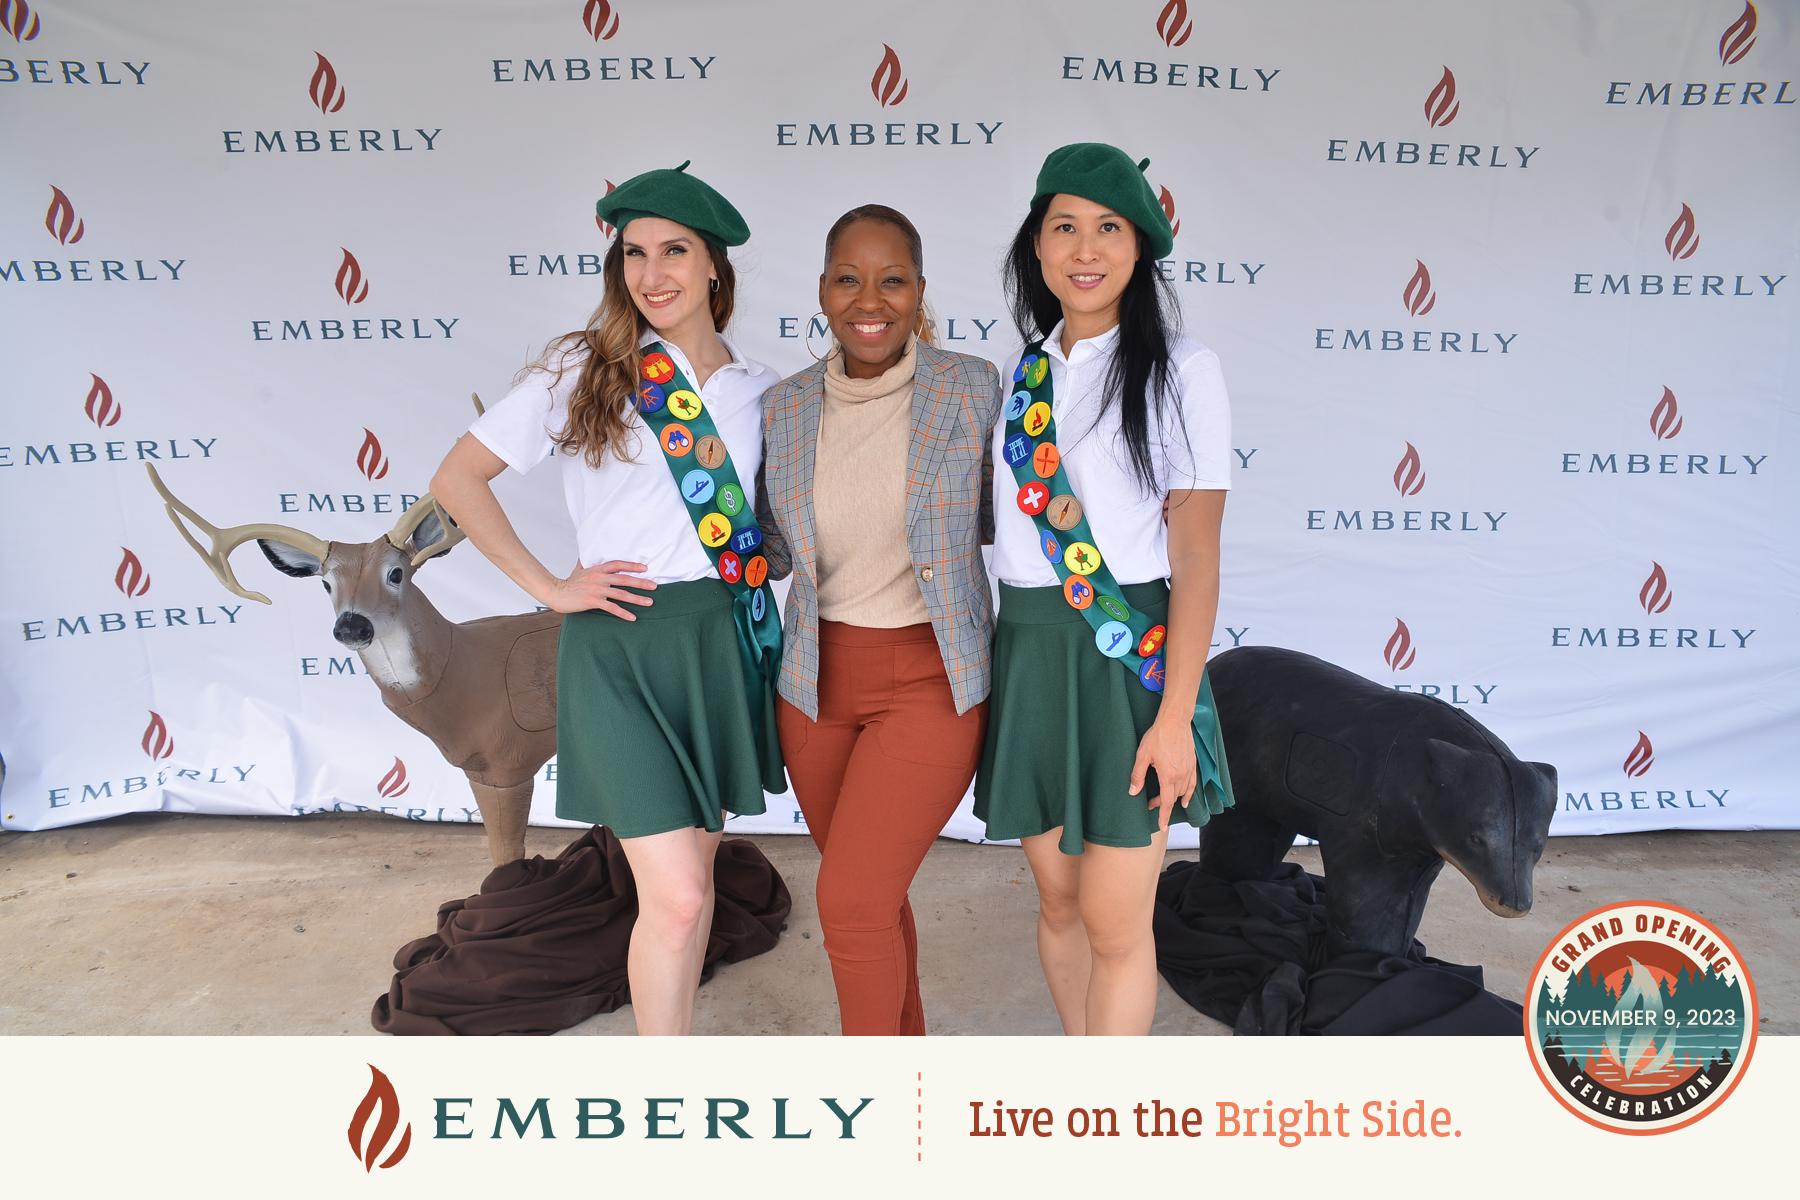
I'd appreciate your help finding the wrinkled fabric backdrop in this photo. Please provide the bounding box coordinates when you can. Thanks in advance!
[3,0,1796,845]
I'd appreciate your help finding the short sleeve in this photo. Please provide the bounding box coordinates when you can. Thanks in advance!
[1160,343,1232,491]
[468,365,568,475]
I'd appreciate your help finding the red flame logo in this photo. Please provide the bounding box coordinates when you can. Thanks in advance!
[1156,0,1193,48]
[1392,441,1426,497]
[45,186,85,245]
[377,757,410,799]
[141,711,173,761]
[1424,66,1461,127]
[1623,731,1654,778]
[1383,618,1417,671]
[334,247,370,305]
[582,0,620,40]
[1720,1,1758,66]
[871,44,909,107]
[357,428,390,481]
[1639,562,1672,615]
[596,178,618,237]
[309,52,346,114]
[84,373,120,428]
[2,0,40,42]
[115,548,151,598]
[1402,259,1437,316]
[1157,186,1181,239]
[348,1064,413,1172]
[1650,386,1684,440]
[1664,203,1699,261]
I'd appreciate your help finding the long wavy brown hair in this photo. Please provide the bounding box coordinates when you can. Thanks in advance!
[529,235,738,468]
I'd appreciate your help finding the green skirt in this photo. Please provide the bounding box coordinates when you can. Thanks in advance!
[555,578,778,838]
[974,579,1234,856]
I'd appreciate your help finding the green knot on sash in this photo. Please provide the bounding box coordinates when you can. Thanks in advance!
[1003,340,1234,821]
[637,342,784,794]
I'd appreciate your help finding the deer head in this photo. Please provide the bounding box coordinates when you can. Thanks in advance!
[145,463,467,651]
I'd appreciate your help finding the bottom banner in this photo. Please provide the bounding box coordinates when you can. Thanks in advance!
[7,1035,1783,1195]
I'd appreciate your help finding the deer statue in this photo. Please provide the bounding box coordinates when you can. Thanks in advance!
[144,400,559,866]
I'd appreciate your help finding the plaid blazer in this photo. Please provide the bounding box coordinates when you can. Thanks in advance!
[756,342,1003,719]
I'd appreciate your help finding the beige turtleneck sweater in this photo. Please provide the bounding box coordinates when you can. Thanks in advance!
[813,339,932,627]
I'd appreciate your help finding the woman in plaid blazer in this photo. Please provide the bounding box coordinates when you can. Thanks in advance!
[755,205,1002,1035]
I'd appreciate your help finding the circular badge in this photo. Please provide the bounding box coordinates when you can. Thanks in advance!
[1046,494,1083,531]
[697,513,733,548]
[717,550,743,585]
[1138,656,1167,692]
[1040,531,1062,564]
[751,590,767,621]
[744,555,769,589]
[1004,391,1032,422]
[729,525,763,555]
[1064,541,1101,576]
[695,435,727,470]
[1137,623,1167,657]
[1032,442,1061,479]
[666,389,703,420]
[1016,481,1050,516]
[1096,595,1130,623]
[661,423,694,457]
[1012,354,1040,385]
[1525,901,1757,1135]
[1095,621,1132,658]
[1022,401,1053,438]
[1023,356,1048,387]
[641,352,676,384]
[1003,433,1033,468]
[636,382,667,414]
[680,469,716,506]
[1062,575,1094,610]
[716,482,746,517]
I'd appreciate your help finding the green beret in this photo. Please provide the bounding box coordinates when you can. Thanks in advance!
[596,160,750,248]
[1032,142,1173,260]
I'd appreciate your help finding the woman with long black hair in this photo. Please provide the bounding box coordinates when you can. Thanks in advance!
[975,143,1235,1035]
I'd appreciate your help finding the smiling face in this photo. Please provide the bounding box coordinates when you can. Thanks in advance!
[820,218,924,379]
[1034,193,1138,334]
[620,216,717,340]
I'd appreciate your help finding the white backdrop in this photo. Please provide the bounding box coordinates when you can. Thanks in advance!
[3,0,1796,847]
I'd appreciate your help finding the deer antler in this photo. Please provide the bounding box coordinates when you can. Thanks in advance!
[384,392,488,568]
[145,464,331,605]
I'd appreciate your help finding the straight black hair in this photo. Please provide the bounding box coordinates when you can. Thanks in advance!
[1003,193,1181,495]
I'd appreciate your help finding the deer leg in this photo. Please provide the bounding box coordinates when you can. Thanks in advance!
[467,778,532,866]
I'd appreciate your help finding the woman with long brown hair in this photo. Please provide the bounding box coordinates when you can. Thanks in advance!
[429,163,783,1035]
[756,205,1002,1034]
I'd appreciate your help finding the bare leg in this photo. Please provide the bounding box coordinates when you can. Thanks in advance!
[689,828,724,996]
[617,826,712,1036]
[1078,828,1170,1036]
[1020,829,1090,1036]
[468,779,532,866]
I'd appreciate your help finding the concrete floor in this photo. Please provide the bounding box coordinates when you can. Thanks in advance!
[1,813,1794,1035]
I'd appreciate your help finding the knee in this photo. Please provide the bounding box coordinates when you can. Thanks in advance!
[638,879,709,944]
[1035,881,1083,933]
[815,865,897,935]
[1079,901,1151,962]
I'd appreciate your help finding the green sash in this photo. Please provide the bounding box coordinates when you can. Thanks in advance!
[1002,340,1233,817]
[636,342,784,792]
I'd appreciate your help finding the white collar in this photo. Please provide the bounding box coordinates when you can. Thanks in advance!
[1044,318,1121,366]
[637,326,749,379]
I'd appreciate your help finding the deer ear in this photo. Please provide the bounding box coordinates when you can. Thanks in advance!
[407,508,450,560]
[258,537,323,578]
[1424,737,1474,787]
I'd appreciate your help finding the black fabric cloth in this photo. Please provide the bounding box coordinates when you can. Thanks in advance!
[1154,860,1524,1035]
[372,827,790,1035]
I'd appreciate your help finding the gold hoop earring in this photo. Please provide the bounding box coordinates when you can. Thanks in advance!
[803,311,837,362]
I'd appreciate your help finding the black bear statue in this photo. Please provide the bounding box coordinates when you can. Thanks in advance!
[1202,646,1558,960]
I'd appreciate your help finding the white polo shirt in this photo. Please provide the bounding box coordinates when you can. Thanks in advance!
[990,320,1231,588]
[471,330,777,583]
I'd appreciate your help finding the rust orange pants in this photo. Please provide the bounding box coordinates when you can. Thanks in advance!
[776,621,987,1036]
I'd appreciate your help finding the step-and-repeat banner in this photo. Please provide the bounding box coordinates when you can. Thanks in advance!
[3,1,1795,844]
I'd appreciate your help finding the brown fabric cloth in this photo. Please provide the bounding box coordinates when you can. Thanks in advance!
[371,828,790,1035]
